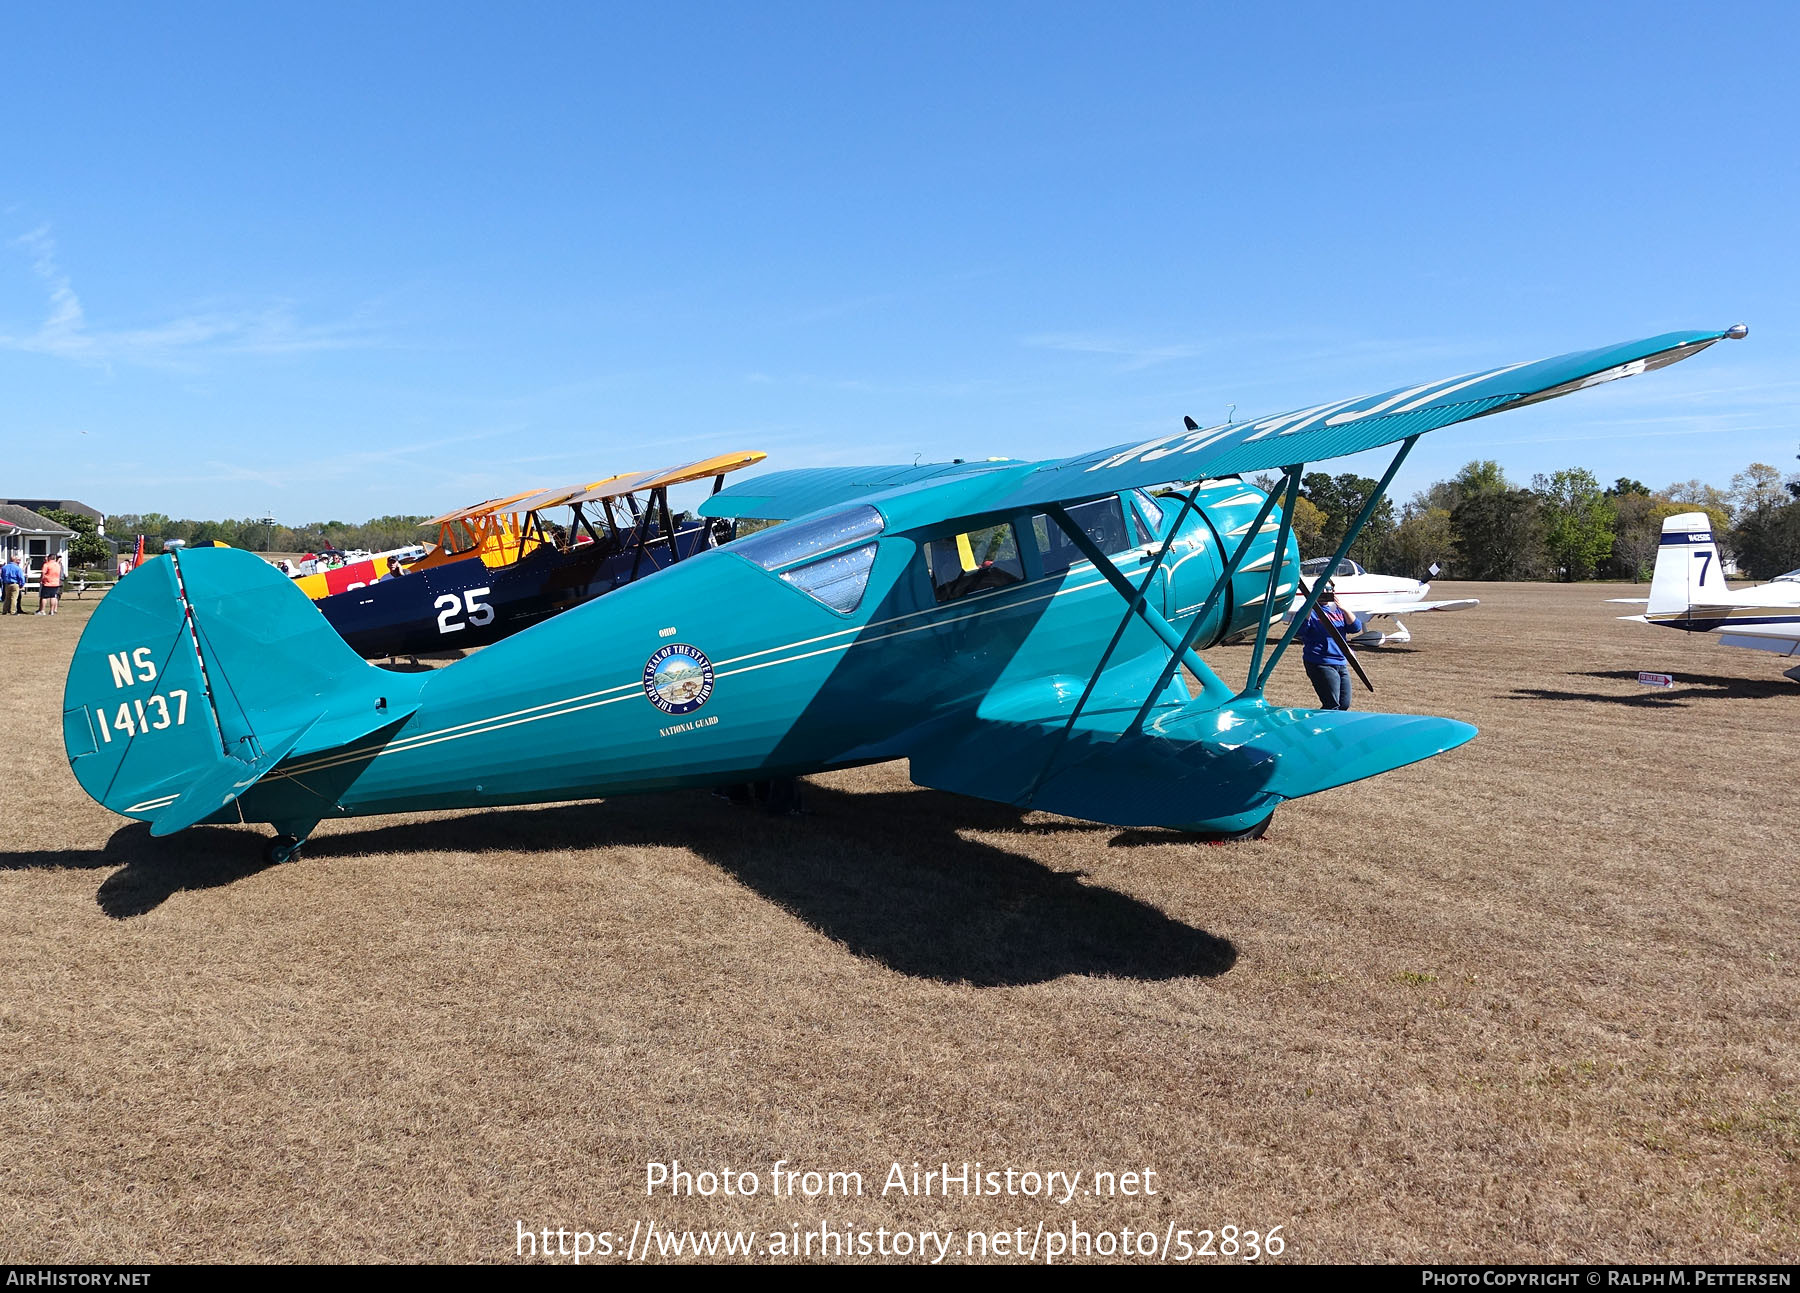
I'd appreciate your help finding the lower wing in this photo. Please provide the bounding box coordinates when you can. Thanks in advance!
[1358,597,1480,619]
[904,671,1473,832]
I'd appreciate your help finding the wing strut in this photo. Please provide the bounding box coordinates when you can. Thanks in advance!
[1125,470,1295,730]
[1253,434,1419,693]
[1042,502,1234,706]
[1022,488,1208,799]
[1242,467,1304,692]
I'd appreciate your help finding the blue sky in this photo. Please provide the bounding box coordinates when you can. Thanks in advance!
[2,2,1795,523]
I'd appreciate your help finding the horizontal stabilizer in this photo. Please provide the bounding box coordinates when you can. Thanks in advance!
[147,715,323,836]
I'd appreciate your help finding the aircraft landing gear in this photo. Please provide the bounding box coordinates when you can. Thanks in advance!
[713,778,805,815]
[755,777,804,815]
[264,833,308,864]
[1211,811,1272,842]
[1184,809,1274,844]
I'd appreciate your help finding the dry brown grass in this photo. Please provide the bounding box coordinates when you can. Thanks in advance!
[2,583,1796,1263]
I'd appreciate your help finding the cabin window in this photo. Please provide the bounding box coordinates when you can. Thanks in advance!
[733,517,785,540]
[780,543,878,614]
[1133,490,1164,532]
[1030,496,1134,575]
[923,523,1025,603]
[730,505,884,571]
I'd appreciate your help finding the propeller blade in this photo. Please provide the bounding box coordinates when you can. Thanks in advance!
[1297,577,1375,694]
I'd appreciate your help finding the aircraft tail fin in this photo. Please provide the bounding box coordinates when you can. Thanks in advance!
[1647,511,1728,617]
[62,548,422,834]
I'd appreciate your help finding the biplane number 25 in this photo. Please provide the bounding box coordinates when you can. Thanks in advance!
[433,587,495,636]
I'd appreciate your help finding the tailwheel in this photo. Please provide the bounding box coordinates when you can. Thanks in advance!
[264,834,305,864]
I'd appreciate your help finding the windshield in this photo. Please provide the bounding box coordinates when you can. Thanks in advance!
[729,505,884,571]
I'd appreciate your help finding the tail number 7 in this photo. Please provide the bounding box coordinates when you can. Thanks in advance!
[435,587,496,635]
[1696,551,1713,583]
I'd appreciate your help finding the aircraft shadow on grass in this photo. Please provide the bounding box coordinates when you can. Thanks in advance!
[1,786,1237,987]
[1508,669,1796,708]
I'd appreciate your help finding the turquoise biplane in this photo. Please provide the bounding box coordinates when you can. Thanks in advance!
[62,326,1745,863]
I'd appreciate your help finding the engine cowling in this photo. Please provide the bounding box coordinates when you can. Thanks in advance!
[1155,479,1300,648]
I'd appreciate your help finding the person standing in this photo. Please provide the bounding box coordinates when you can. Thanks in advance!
[37,552,64,616]
[1,554,24,615]
[1297,583,1365,711]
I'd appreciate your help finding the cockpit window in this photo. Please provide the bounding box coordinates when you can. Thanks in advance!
[924,523,1025,603]
[729,505,883,571]
[1300,556,1363,578]
[1031,496,1134,575]
[1133,490,1164,531]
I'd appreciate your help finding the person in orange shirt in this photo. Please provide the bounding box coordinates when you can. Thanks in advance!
[37,553,63,616]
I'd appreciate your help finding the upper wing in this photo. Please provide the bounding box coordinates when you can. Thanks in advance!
[988,327,1743,511]
[700,460,1011,521]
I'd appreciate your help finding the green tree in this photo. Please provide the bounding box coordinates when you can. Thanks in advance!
[1299,472,1395,566]
[1733,501,1800,579]
[1414,461,1512,541]
[1450,459,1511,500]
[1533,468,1616,581]
[1451,488,1546,580]
[1287,495,1326,556]
[1609,490,1669,581]
[1385,501,1455,580]
[1730,463,1788,521]
[42,509,113,567]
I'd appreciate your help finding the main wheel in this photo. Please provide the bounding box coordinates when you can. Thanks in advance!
[754,777,804,816]
[264,834,304,864]
[1193,810,1274,844]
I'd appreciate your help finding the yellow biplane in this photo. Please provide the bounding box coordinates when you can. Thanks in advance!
[299,450,765,657]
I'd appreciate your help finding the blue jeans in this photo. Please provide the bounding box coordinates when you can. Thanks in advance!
[1305,662,1353,710]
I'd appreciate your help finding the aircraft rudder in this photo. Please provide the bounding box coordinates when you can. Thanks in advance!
[63,548,422,832]
[1646,511,1722,616]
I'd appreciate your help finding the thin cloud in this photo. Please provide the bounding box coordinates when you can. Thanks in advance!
[1022,331,1216,372]
[0,224,383,369]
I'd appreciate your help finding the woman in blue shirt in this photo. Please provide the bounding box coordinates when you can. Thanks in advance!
[1296,584,1365,711]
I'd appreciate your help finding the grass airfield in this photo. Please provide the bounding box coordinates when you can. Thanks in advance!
[2,582,1795,1262]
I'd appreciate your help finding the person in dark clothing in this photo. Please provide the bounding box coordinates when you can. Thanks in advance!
[1296,584,1365,710]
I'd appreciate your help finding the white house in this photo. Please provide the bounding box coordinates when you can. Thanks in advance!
[0,503,76,588]
[0,497,104,537]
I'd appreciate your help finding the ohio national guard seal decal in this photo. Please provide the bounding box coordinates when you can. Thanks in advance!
[643,643,715,715]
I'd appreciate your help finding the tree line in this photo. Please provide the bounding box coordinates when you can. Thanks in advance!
[103,513,431,559]
[1254,450,1800,582]
[93,449,1800,584]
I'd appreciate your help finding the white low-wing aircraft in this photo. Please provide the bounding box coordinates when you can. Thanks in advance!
[1296,557,1480,646]
[1613,511,1800,679]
